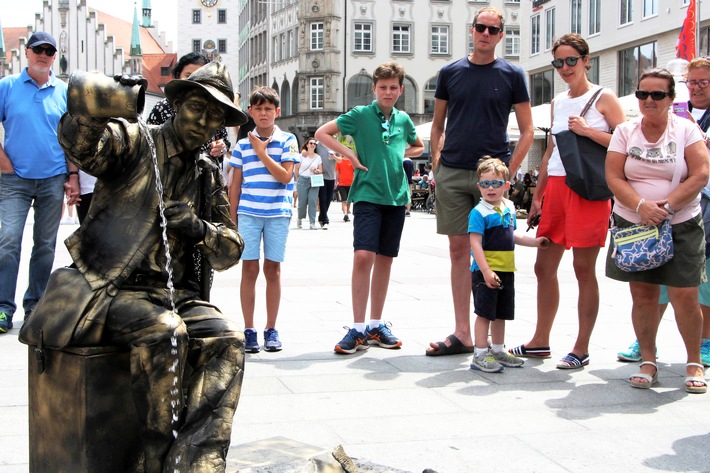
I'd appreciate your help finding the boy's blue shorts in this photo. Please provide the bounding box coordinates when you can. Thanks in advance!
[472,270,515,321]
[352,202,406,257]
[237,214,290,262]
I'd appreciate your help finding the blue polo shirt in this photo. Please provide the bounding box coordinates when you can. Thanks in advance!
[468,198,517,272]
[0,68,68,178]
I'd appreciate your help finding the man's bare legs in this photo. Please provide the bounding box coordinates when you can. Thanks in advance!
[426,233,472,353]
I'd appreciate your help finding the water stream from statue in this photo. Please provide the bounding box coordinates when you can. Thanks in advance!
[139,120,182,457]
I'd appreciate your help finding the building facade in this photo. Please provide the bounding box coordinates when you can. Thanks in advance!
[520,0,706,107]
[1,0,175,115]
[176,0,523,142]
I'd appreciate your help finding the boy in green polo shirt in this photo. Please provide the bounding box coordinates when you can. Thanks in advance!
[316,61,425,354]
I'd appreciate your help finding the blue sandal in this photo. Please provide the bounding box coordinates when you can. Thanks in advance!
[556,352,589,370]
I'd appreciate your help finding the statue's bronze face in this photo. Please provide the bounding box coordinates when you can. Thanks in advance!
[173,90,226,151]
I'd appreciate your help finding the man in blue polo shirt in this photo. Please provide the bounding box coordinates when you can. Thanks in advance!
[0,31,78,333]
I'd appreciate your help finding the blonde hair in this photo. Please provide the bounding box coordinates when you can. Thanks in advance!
[476,157,509,180]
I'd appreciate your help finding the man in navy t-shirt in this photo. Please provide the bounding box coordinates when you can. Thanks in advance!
[426,7,534,356]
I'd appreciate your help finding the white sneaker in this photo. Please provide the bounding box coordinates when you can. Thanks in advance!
[310,223,318,230]
[297,218,302,229]
[322,223,329,230]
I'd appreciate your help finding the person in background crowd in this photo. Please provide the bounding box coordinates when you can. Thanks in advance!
[0,31,76,333]
[335,152,354,222]
[295,138,323,230]
[316,141,337,229]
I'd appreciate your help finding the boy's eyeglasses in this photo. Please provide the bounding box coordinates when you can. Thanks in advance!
[472,23,502,35]
[30,46,56,56]
[687,80,710,89]
[635,90,672,101]
[551,56,584,69]
[478,180,506,189]
[381,119,390,145]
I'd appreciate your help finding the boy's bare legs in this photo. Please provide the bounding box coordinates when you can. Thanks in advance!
[474,316,491,349]
[240,260,260,328]
[263,259,281,329]
[426,234,472,353]
[368,254,394,321]
[352,250,376,324]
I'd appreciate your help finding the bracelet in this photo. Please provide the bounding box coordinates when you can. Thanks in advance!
[635,198,646,213]
[68,171,79,175]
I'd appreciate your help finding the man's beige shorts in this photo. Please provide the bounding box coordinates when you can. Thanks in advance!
[435,164,481,235]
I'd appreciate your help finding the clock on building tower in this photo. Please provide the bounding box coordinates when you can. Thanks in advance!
[201,0,218,7]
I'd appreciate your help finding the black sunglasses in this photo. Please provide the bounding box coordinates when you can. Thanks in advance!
[30,46,56,56]
[635,90,672,101]
[473,23,502,35]
[308,141,317,145]
[551,56,584,69]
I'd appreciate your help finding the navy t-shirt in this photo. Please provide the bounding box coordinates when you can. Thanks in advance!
[435,57,530,170]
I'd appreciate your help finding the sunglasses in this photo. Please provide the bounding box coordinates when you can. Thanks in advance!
[687,80,710,89]
[473,23,502,35]
[308,141,317,145]
[635,90,672,101]
[30,46,56,56]
[551,56,584,69]
[381,119,390,145]
[478,180,506,189]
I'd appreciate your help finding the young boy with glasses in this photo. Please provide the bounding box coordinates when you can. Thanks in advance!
[468,158,549,372]
[316,61,425,354]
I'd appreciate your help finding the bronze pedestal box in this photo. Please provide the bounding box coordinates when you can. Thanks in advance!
[28,346,144,472]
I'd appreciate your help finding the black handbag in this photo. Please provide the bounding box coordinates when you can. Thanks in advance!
[554,87,613,201]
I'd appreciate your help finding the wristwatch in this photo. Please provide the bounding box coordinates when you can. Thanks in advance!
[663,203,674,215]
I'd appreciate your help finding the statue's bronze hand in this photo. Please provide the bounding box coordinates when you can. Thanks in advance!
[163,199,206,239]
[113,74,148,89]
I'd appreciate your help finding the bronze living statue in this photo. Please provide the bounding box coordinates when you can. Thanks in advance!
[21,62,248,473]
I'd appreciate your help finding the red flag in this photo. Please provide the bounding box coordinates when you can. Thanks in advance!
[676,0,697,61]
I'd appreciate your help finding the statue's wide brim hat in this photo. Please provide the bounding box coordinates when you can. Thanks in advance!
[165,62,248,127]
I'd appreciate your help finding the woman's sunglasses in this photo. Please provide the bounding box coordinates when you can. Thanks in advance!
[478,180,506,189]
[551,56,584,69]
[472,23,502,35]
[635,90,672,101]
[308,141,317,145]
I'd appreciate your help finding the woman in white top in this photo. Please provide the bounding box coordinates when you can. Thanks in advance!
[509,34,626,369]
[295,138,323,230]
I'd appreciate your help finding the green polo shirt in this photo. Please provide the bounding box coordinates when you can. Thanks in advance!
[336,101,417,206]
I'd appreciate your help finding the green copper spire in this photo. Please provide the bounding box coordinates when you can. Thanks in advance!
[130,3,142,56]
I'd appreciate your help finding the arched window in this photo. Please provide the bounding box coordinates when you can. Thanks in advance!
[394,76,417,113]
[271,81,280,96]
[346,74,372,110]
[424,76,437,114]
[292,75,299,114]
[281,79,291,116]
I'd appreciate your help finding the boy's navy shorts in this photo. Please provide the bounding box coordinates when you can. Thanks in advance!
[472,270,515,321]
[352,201,405,257]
